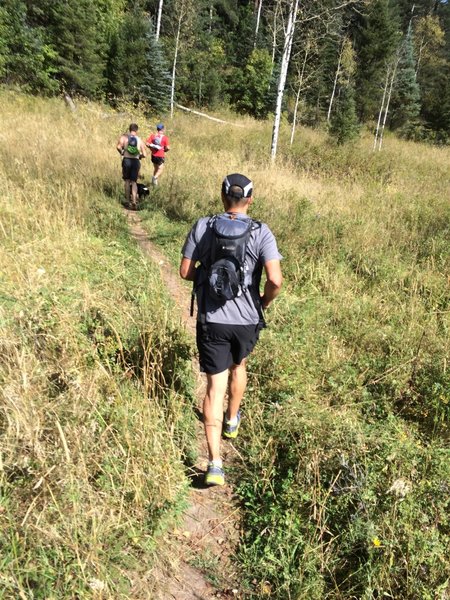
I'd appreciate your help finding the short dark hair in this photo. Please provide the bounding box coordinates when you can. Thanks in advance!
[222,185,250,207]
[222,173,253,200]
[129,123,139,132]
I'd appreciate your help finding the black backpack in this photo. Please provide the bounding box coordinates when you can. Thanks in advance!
[190,214,259,316]
[127,134,139,156]
[207,214,254,301]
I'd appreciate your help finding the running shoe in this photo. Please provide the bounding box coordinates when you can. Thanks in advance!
[152,176,158,186]
[205,463,225,486]
[223,411,241,439]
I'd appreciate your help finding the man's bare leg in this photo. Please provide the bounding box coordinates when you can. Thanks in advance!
[153,163,164,182]
[226,360,247,421]
[124,180,131,203]
[130,181,138,205]
[203,369,229,461]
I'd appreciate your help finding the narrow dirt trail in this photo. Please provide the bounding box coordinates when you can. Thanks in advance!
[126,210,243,600]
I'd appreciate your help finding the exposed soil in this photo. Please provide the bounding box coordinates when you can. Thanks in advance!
[126,209,243,600]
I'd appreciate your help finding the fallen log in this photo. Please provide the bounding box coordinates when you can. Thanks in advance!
[175,104,244,127]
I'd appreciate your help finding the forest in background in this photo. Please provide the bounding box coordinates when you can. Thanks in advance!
[1,0,449,144]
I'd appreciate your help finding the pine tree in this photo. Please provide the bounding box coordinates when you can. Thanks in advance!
[329,37,359,144]
[140,30,172,113]
[48,0,106,97]
[0,0,58,93]
[105,30,125,104]
[355,0,400,121]
[390,25,421,132]
[114,9,150,104]
[329,84,359,143]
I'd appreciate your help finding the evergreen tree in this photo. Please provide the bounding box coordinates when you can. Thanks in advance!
[114,9,151,104]
[329,38,359,143]
[390,25,421,131]
[0,0,58,93]
[0,6,9,79]
[330,83,359,143]
[355,0,400,121]
[140,30,172,113]
[105,30,125,104]
[49,0,107,97]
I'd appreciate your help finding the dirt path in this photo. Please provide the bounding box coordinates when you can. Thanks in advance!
[126,209,242,600]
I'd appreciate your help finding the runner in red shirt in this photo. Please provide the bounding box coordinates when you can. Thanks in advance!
[145,123,170,186]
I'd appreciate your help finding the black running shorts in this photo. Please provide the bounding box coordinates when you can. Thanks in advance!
[122,157,140,182]
[151,156,165,166]
[196,322,263,375]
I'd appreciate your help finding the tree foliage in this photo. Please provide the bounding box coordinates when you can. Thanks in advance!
[390,26,421,132]
[0,0,448,141]
[330,38,359,143]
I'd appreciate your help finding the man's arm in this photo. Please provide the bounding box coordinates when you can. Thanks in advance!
[139,139,147,158]
[116,135,125,155]
[261,259,282,309]
[180,257,196,282]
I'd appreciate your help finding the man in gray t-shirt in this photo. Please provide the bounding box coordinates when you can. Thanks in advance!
[180,173,282,486]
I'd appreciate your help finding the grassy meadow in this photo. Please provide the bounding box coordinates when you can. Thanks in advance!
[1,89,449,599]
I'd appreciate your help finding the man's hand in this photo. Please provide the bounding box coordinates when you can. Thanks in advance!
[260,294,270,310]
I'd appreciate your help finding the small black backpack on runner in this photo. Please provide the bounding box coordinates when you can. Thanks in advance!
[207,214,253,301]
[127,134,139,156]
[190,214,260,317]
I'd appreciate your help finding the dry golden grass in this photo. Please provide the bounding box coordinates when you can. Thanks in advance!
[0,91,195,598]
[1,88,449,599]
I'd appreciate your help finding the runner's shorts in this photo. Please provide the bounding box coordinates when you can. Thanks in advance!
[122,157,140,182]
[196,321,263,375]
[151,156,165,166]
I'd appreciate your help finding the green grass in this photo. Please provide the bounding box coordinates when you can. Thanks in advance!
[136,101,449,598]
[0,91,197,598]
[1,88,449,599]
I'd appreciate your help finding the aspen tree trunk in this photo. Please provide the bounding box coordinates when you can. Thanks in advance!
[373,64,390,150]
[290,47,309,145]
[270,0,282,66]
[254,0,263,48]
[327,40,344,122]
[170,5,184,119]
[271,0,299,161]
[415,37,425,77]
[155,0,163,40]
[271,8,278,65]
[378,59,398,151]
[209,2,213,33]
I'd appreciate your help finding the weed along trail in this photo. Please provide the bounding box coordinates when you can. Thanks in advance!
[125,208,242,600]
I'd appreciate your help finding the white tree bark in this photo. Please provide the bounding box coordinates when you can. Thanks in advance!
[254,0,263,48]
[373,64,390,150]
[155,0,163,40]
[170,4,184,119]
[209,2,213,33]
[327,40,344,122]
[271,0,300,161]
[270,0,282,66]
[378,59,398,151]
[290,47,309,145]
